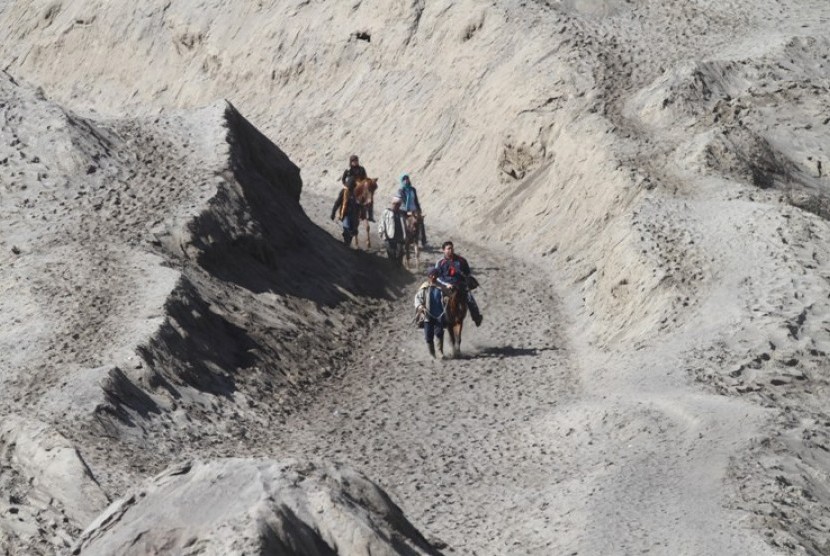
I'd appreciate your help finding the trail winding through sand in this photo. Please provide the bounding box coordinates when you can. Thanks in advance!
[272,195,775,555]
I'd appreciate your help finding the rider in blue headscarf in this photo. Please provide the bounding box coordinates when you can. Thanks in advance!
[396,173,428,247]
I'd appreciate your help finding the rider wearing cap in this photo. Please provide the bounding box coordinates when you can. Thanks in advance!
[435,240,483,326]
[414,267,446,358]
[342,154,368,184]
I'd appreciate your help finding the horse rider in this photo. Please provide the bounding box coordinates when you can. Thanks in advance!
[330,176,360,245]
[435,240,483,327]
[414,267,446,358]
[342,154,372,221]
[377,195,405,265]
[397,173,427,247]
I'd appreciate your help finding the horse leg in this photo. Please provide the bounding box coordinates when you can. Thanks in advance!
[453,323,462,357]
[446,327,455,359]
[365,219,371,248]
[355,224,361,249]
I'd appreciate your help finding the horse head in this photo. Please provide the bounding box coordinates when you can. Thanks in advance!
[405,213,420,237]
[354,178,377,205]
[443,283,467,358]
[443,284,466,322]
[351,178,379,250]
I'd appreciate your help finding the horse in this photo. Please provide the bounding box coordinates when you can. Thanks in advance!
[352,177,378,249]
[403,212,421,268]
[443,284,467,358]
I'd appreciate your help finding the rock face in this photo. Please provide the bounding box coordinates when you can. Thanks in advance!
[0,417,110,553]
[72,459,441,556]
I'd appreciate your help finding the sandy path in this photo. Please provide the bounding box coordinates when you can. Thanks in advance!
[270,193,778,555]
[275,201,575,554]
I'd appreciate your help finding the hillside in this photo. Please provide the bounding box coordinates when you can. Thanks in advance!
[1,0,830,554]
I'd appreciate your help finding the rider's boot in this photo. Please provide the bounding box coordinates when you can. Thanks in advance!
[428,341,436,358]
[468,293,483,327]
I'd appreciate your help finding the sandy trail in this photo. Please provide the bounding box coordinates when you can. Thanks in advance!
[1,0,829,550]
[269,194,775,555]
[278,198,574,554]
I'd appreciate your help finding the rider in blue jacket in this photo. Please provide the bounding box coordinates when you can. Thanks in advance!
[435,241,483,326]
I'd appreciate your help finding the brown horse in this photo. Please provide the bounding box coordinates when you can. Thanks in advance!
[353,178,377,249]
[443,284,467,358]
[403,212,421,268]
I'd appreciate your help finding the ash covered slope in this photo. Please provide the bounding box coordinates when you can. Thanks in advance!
[73,459,440,556]
[4,0,830,554]
[0,73,419,555]
[2,0,829,342]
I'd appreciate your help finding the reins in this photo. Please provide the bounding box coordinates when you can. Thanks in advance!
[441,286,466,324]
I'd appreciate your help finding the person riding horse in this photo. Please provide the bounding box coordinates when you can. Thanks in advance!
[397,173,427,247]
[342,155,372,221]
[330,176,360,245]
[414,268,446,358]
[435,241,483,327]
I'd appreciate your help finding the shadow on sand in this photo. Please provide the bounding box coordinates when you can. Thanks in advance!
[473,345,559,359]
[195,104,413,306]
[428,345,558,361]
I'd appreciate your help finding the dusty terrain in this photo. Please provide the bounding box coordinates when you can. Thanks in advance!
[1,0,830,554]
